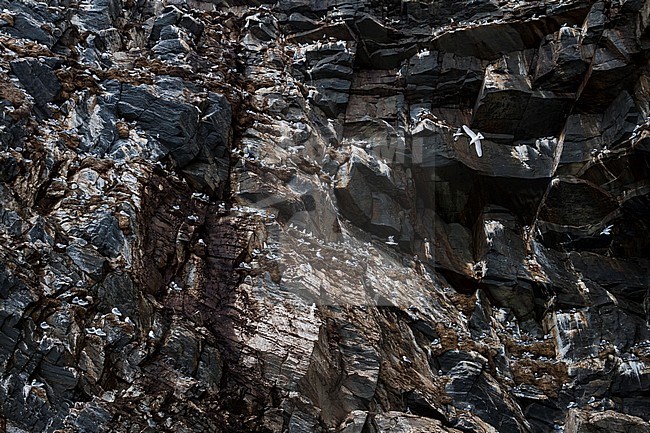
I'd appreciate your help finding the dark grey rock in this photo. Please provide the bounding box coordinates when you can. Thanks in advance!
[473,66,573,139]
[196,92,232,161]
[67,403,113,433]
[539,178,618,227]
[523,401,563,433]
[27,217,53,245]
[152,33,192,57]
[0,153,18,182]
[117,82,231,167]
[85,213,126,259]
[1,208,25,237]
[10,58,61,110]
[581,2,606,44]
[310,60,354,80]
[533,28,589,92]
[73,0,122,33]
[196,344,222,392]
[150,7,183,43]
[2,8,56,47]
[437,350,480,373]
[313,79,351,117]
[160,320,201,375]
[179,14,204,41]
[405,51,439,85]
[93,272,139,321]
[559,114,603,165]
[446,359,528,433]
[335,148,407,236]
[601,91,638,148]
[576,34,637,112]
[73,86,120,156]
[40,345,79,394]
[117,82,200,166]
[66,244,107,279]
[287,12,320,31]
[246,13,278,41]
[475,206,537,319]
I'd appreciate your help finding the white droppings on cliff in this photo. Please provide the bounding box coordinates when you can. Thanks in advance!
[376,158,392,177]
[471,260,487,278]
[512,144,531,169]
[603,287,619,305]
[483,220,504,246]
[554,326,572,359]
[87,98,106,143]
[577,278,589,294]
[552,310,588,359]
[23,379,45,399]
[618,359,647,385]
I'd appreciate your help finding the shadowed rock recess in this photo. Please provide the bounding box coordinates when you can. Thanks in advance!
[1,0,650,432]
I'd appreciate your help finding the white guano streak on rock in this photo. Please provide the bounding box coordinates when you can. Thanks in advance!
[484,220,504,247]
[552,310,588,359]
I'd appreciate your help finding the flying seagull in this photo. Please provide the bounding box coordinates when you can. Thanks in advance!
[386,236,398,246]
[600,224,613,235]
[453,127,463,142]
[462,125,484,157]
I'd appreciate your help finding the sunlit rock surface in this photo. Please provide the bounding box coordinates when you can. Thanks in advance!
[1,0,649,432]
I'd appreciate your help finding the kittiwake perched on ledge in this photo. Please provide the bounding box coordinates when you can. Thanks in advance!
[462,125,484,157]
[453,127,463,141]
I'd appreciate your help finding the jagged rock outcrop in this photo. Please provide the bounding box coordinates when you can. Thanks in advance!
[1,0,649,432]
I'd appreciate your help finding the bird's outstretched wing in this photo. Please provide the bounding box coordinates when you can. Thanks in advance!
[462,124,477,140]
[474,140,483,157]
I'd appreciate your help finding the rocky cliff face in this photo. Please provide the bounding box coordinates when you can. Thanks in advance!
[1,0,650,432]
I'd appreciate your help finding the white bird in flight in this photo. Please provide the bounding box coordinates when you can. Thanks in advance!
[600,224,613,235]
[462,125,484,157]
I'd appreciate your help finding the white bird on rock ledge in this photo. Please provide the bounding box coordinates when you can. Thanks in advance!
[23,379,45,399]
[462,125,484,157]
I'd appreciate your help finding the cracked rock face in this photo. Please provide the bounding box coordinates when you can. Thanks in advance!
[1,0,650,432]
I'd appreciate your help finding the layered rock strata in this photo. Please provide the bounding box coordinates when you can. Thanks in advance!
[1,0,649,432]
